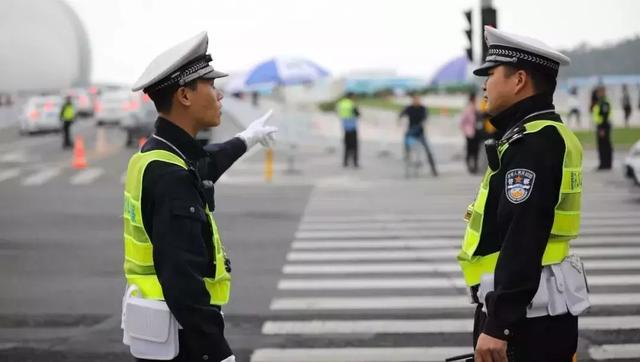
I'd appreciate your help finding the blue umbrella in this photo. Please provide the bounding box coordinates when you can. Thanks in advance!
[245,57,329,86]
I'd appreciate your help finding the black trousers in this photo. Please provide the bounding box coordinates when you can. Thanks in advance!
[343,129,359,167]
[596,124,612,169]
[465,136,479,174]
[62,121,73,148]
[473,304,577,362]
[404,129,438,176]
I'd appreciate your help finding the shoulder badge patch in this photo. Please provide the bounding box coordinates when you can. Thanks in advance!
[505,168,536,204]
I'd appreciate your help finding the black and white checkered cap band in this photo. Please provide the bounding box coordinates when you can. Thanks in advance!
[146,54,214,93]
[486,45,559,72]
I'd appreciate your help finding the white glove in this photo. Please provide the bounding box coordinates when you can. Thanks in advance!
[236,110,278,149]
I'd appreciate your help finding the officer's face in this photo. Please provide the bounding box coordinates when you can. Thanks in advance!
[484,65,518,116]
[192,79,224,128]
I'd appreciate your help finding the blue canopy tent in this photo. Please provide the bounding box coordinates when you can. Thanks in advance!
[430,56,470,87]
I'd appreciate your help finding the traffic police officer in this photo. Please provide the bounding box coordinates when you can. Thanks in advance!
[336,92,360,167]
[592,85,612,170]
[123,32,277,362]
[60,95,76,149]
[457,26,587,362]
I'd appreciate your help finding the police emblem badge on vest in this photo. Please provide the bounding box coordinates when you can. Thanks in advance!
[505,168,536,204]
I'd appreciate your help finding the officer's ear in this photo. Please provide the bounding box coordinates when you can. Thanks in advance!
[175,86,194,107]
[513,69,531,95]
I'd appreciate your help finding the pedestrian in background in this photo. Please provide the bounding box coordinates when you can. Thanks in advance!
[60,95,76,149]
[593,85,613,170]
[336,92,360,168]
[398,93,438,176]
[622,84,632,127]
[567,86,581,127]
[459,91,479,174]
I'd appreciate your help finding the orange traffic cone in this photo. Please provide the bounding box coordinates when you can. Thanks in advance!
[72,136,87,169]
[138,136,148,149]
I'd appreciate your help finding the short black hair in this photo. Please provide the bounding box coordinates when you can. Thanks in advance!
[147,79,198,113]
[503,65,556,95]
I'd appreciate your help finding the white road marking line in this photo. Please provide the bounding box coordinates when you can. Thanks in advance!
[262,315,640,335]
[292,236,640,249]
[283,260,640,275]
[295,226,640,239]
[69,168,104,185]
[22,167,61,186]
[301,212,640,224]
[270,293,640,311]
[250,347,473,362]
[277,274,640,290]
[286,247,640,262]
[0,168,21,182]
[589,343,640,360]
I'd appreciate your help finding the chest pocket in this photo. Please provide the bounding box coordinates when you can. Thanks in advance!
[170,200,209,254]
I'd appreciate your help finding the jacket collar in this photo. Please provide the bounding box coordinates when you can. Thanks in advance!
[489,93,556,139]
[153,117,207,162]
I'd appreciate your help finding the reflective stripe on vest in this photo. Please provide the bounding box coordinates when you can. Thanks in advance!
[62,105,75,121]
[336,98,355,119]
[458,120,583,287]
[123,150,231,305]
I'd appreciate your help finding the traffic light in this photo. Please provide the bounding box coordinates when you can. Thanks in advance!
[464,9,473,62]
[480,6,497,62]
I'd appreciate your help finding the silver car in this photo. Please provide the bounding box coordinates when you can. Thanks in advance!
[95,89,137,126]
[18,95,63,134]
[624,140,640,186]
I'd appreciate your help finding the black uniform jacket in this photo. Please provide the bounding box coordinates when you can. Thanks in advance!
[139,117,246,337]
[476,93,567,340]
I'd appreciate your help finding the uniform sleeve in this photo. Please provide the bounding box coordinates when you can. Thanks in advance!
[148,168,224,335]
[482,126,565,340]
[201,137,247,182]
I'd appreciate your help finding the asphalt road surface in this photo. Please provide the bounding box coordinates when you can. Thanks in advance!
[1,106,639,362]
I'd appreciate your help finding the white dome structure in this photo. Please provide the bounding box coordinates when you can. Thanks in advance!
[0,0,91,92]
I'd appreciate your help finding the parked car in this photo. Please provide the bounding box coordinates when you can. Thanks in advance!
[120,92,156,147]
[95,89,138,126]
[18,95,63,134]
[624,140,640,187]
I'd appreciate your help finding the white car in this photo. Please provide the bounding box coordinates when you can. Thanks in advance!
[120,92,156,147]
[95,89,138,126]
[624,140,640,186]
[18,95,63,134]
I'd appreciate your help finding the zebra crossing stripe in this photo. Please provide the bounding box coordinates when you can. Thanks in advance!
[277,274,640,290]
[283,260,640,275]
[298,218,638,231]
[301,212,640,224]
[292,236,640,249]
[22,167,61,186]
[70,168,104,185]
[250,347,473,362]
[0,168,20,182]
[589,343,640,360]
[286,247,640,262]
[295,227,640,239]
[262,315,640,335]
[270,293,640,311]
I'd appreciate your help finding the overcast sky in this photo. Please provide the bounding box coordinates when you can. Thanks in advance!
[66,0,640,85]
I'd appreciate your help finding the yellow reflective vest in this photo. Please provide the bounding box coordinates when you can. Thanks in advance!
[123,150,231,305]
[61,104,75,122]
[458,120,583,287]
[336,98,356,119]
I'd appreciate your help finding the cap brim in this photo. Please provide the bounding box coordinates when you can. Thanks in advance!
[473,61,500,76]
[201,69,228,80]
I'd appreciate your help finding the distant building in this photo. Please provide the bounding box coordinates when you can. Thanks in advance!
[0,0,91,93]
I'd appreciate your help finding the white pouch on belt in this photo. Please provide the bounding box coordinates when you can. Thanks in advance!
[121,285,180,360]
[477,254,591,318]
